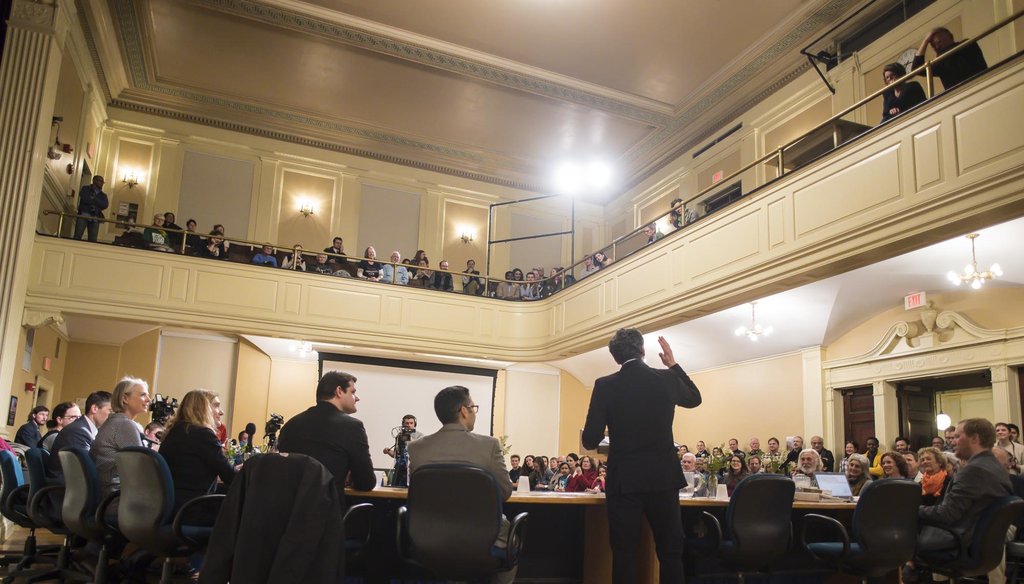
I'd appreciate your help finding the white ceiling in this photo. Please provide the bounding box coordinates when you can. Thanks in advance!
[58,217,1024,384]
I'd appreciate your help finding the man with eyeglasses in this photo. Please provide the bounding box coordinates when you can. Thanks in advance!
[39,401,81,450]
[408,385,515,584]
[582,328,702,584]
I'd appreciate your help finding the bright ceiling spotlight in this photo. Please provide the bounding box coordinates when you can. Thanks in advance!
[588,161,612,189]
[554,162,583,195]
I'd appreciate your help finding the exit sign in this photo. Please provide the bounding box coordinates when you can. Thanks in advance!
[712,170,724,183]
[904,291,927,310]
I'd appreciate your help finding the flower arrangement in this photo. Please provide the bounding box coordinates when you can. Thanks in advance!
[498,435,511,457]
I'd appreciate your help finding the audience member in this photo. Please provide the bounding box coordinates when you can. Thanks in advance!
[669,198,684,230]
[918,446,952,505]
[838,440,858,473]
[747,455,763,474]
[580,255,599,278]
[15,405,49,447]
[520,271,541,300]
[163,212,183,249]
[810,435,835,472]
[407,385,516,584]
[324,237,349,272]
[880,451,909,479]
[727,438,744,457]
[410,259,432,288]
[39,402,79,450]
[903,451,921,481]
[694,440,709,459]
[567,455,600,492]
[143,421,164,450]
[409,250,428,276]
[73,175,109,242]
[307,253,334,275]
[509,454,522,483]
[943,426,957,452]
[462,259,483,295]
[784,435,804,473]
[865,436,883,477]
[916,419,1010,559]
[792,448,822,487]
[357,247,383,281]
[846,453,871,496]
[1010,423,1021,444]
[47,391,111,481]
[496,271,517,299]
[893,436,910,453]
[431,260,454,291]
[642,224,664,244]
[143,214,175,252]
[592,251,612,269]
[382,251,409,285]
[92,376,150,496]
[913,27,987,91]
[724,454,749,496]
[747,437,763,458]
[277,371,376,502]
[931,436,945,450]
[880,62,926,122]
[251,244,278,267]
[996,422,1023,474]
[184,219,202,252]
[159,389,235,513]
[281,245,307,271]
[763,437,785,473]
[200,231,229,260]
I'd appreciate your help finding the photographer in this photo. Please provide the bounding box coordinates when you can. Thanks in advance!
[384,414,423,487]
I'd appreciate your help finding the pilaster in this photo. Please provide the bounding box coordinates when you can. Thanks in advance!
[991,365,1021,426]
[0,0,68,427]
[872,380,899,447]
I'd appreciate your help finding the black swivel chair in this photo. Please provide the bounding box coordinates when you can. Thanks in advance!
[801,478,921,583]
[58,449,122,584]
[23,447,90,583]
[343,502,373,562]
[0,450,59,581]
[115,447,224,584]
[916,494,1024,583]
[397,463,528,581]
[686,473,796,582]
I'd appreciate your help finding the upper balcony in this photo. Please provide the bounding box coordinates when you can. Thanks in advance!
[27,48,1024,362]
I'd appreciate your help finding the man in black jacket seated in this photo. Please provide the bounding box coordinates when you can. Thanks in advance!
[912,27,987,91]
[47,391,111,481]
[277,370,376,504]
[582,329,702,584]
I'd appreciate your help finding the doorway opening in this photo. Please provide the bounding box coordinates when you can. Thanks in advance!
[897,370,992,450]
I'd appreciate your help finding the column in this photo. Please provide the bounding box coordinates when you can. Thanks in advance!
[872,380,899,447]
[991,365,1021,425]
[801,346,825,440]
[0,1,69,427]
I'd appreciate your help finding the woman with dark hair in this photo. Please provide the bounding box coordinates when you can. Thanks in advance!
[357,246,382,281]
[881,62,926,123]
[838,440,859,473]
[880,451,909,479]
[567,455,600,492]
[552,462,571,491]
[724,454,749,496]
[410,258,432,288]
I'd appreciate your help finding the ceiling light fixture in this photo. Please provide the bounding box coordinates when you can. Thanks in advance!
[734,301,773,342]
[946,233,1002,290]
[553,160,613,195]
[291,340,313,356]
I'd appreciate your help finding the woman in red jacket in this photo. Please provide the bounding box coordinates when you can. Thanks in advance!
[567,455,600,492]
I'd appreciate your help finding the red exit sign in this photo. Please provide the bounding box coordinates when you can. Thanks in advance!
[712,170,724,183]
[904,291,927,310]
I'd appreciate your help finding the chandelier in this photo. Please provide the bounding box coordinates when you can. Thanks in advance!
[734,302,773,341]
[946,233,1002,290]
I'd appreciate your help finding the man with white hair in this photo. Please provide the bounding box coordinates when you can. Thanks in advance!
[680,453,706,496]
[792,448,822,487]
[381,251,409,285]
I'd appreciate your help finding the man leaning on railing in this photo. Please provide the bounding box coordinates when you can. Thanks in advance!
[913,27,987,91]
[73,175,109,242]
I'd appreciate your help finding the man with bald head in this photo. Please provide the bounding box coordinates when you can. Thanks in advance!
[810,436,835,472]
[912,27,987,90]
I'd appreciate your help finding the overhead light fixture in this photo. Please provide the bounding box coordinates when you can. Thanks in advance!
[936,411,952,431]
[291,340,314,356]
[553,160,613,195]
[946,233,1002,289]
[734,301,773,342]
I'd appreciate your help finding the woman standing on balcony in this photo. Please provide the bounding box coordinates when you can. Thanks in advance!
[881,62,926,123]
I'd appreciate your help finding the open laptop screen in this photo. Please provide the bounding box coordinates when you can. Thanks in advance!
[815,472,853,499]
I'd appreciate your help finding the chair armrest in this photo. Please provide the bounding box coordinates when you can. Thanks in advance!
[27,485,64,528]
[342,502,373,548]
[95,490,121,536]
[396,505,411,563]
[799,513,850,563]
[687,510,723,553]
[172,494,225,546]
[504,511,529,568]
[2,484,31,521]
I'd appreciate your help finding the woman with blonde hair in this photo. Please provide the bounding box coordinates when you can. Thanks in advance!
[92,376,151,495]
[917,446,953,505]
[159,389,236,513]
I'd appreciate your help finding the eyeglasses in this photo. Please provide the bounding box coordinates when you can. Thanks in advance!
[463,404,480,413]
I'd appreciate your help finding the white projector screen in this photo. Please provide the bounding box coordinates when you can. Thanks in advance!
[319,355,497,471]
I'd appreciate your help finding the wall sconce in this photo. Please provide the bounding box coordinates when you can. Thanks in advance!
[460,230,474,244]
[122,169,140,189]
[297,197,316,218]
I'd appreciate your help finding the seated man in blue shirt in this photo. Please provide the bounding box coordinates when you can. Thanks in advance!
[251,244,278,267]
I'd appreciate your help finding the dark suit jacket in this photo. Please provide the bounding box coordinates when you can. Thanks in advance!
[407,423,513,501]
[14,422,41,448]
[431,272,453,291]
[46,416,96,481]
[160,423,235,512]
[582,360,701,494]
[277,402,376,504]
[919,449,1011,540]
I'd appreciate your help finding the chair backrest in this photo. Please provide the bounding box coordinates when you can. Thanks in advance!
[115,447,174,550]
[852,479,921,564]
[959,495,1024,576]
[58,448,102,539]
[24,448,50,494]
[0,450,28,524]
[405,463,504,579]
[724,473,796,570]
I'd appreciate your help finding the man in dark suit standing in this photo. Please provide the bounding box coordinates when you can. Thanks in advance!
[47,391,111,481]
[582,329,702,584]
[277,370,376,504]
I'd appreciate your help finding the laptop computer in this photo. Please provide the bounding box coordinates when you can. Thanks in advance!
[814,472,854,500]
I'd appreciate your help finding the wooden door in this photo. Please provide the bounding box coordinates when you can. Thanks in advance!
[841,386,875,450]
[897,384,936,451]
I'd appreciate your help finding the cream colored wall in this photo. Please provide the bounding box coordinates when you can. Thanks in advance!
[936,387,995,424]
[278,168,335,251]
[678,352,806,449]
[155,333,238,427]
[60,340,120,401]
[232,339,272,439]
[503,367,561,459]
[825,287,1024,361]
[8,325,69,436]
[116,329,160,384]
[356,183,421,260]
[267,359,319,423]
[558,370,591,457]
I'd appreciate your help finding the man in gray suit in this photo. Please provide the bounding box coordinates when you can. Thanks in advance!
[918,417,1011,551]
[408,385,514,584]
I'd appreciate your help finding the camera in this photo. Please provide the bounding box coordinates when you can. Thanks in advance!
[149,393,178,425]
[265,413,285,449]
